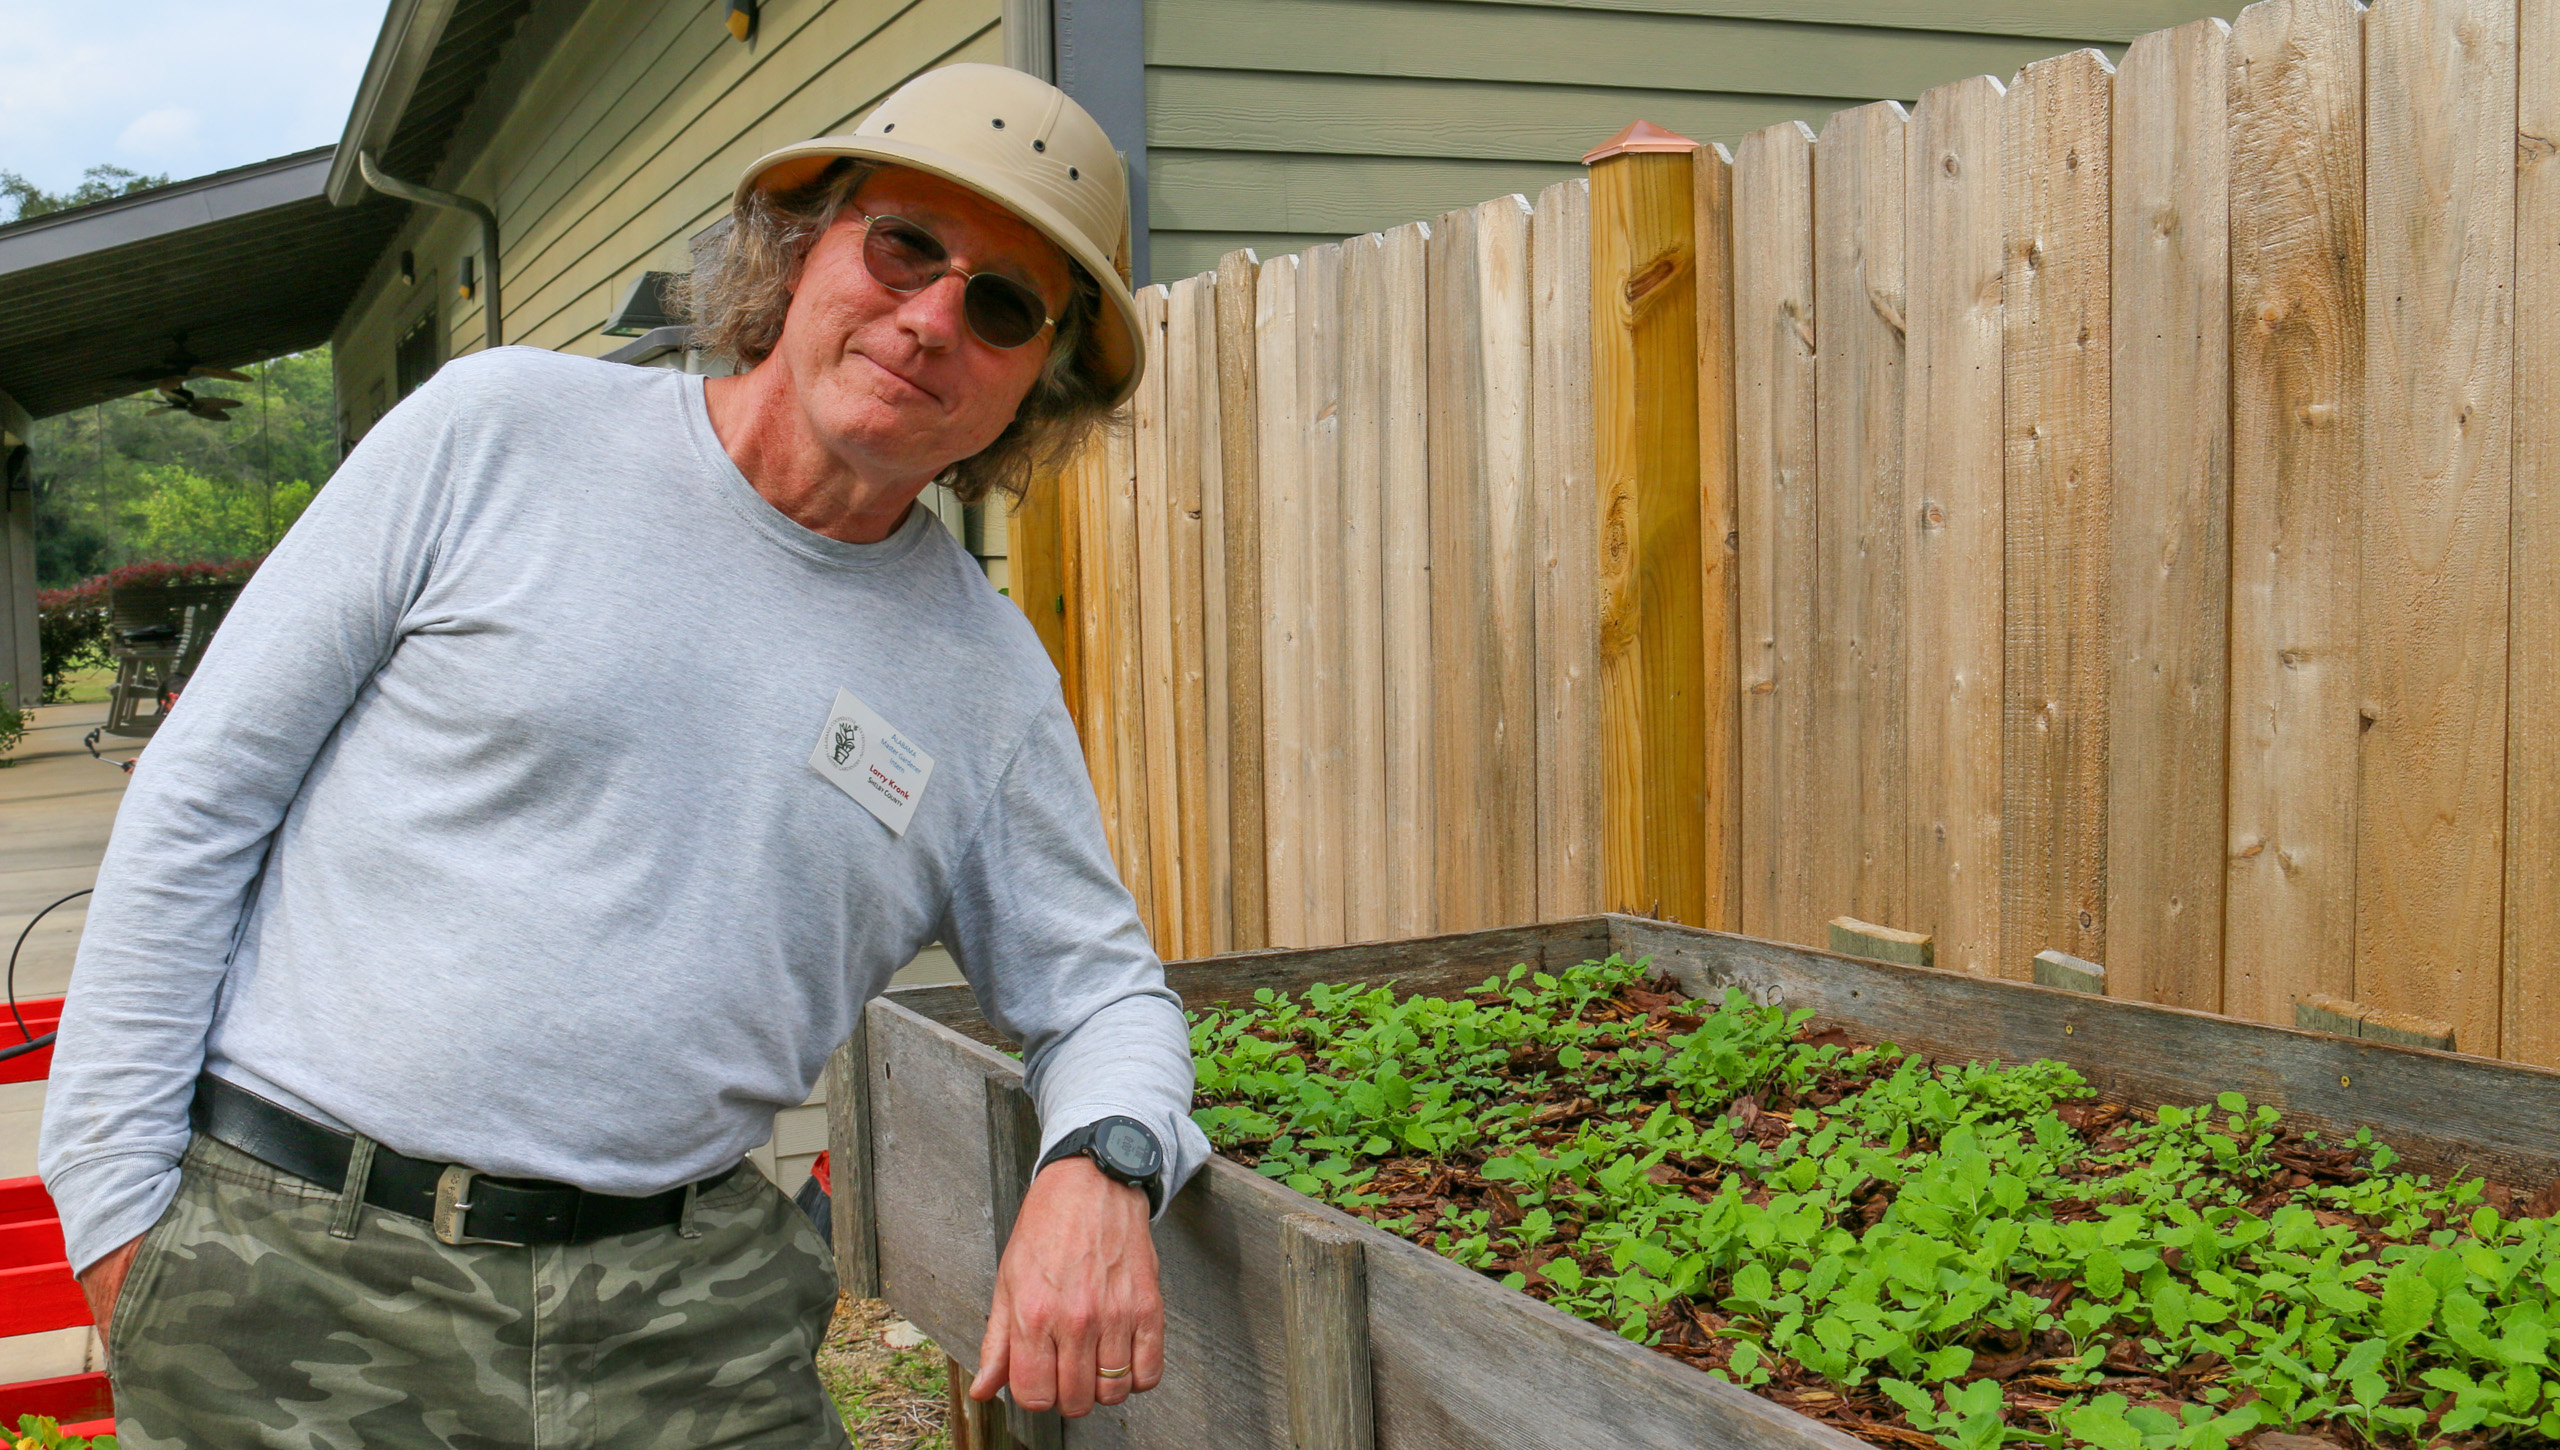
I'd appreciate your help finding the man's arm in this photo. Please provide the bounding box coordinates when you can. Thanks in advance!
[937,701,1211,1415]
[37,367,468,1275]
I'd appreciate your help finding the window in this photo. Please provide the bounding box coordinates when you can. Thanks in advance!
[395,310,444,400]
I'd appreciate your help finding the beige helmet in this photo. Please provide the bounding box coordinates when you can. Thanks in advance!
[735,64,1144,406]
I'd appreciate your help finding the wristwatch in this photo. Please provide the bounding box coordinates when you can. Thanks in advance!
[1035,1115,1164,1214]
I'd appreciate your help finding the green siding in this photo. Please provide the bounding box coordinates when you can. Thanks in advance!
[1141,0,2243,284]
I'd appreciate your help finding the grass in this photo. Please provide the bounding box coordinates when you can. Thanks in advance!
[52,666,113,706]
[820,1296,951,1449]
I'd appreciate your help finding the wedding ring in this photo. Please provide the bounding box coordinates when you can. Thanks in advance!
[1096,1365,1132,1380]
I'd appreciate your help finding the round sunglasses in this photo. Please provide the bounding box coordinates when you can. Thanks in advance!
[856,213,1058,351]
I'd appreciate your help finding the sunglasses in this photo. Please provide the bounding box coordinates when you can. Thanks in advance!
[856,213,1058,351]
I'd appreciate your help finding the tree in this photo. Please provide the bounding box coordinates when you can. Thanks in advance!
[0,164,171,224]
[27,347,339,586]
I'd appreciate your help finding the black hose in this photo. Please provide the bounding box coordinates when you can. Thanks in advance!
[0,1032,55,1063]
[8,888,91,1043]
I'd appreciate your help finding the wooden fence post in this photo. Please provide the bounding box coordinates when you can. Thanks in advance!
[824,1019,880,1298]
[982,1071,1064,1450]
[1281,1213,1375,1450]
[1590,120,1726,929]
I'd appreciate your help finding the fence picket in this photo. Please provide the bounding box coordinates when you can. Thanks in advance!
[1379,222,1438,939]
[1479,194,1542,931]
[1215,250,1268,953]
[2000,50,2114,985]
[1167,275,1218,960]
[1903,75,2010,978]
[1255,254,1309,949]
[2223,0,2365,1028]
[2108,18,2233,1013]
[1103,390,1155,936]
[1733,121,1822,946]
[1696,143,1743,934]
[1810,101,1911,943]
[1429,205,1499,933]
[1531,179,1600,922]
[1337,234,1394,943]
[1194,268,1237,957]
[1135,286,1187,954]
[2357,0,2516,1054]
[1296,242,1349,948]
[2511,0,2560,1069]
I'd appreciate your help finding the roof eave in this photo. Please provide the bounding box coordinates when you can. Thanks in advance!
[325,0,464,206]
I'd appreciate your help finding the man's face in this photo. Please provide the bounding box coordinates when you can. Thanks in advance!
[774,167,1074,484]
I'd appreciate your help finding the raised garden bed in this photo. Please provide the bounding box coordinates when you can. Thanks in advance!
[834,916,2560,1450]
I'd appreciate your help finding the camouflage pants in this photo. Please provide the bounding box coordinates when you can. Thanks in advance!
[107,1133,851,1449]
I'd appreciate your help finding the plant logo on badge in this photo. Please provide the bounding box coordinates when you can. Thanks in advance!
[808,687,934,836]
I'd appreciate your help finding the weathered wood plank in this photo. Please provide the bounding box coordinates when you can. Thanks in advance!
[1531,180,1601,924]
[984,1071,1065,1450]
[1810,100,1911,938]
[1696,143,1745,934]
[1282,1214,1375,1450]
[1902,75,2009,977]
[1827,916,1935,969]
[1592,133,1714,927]
[1616,915,2560,1190]
[2357,0,2516,1054]
[1478,194,1543,932]
[2513,0,2560,1069]
[825,1026,880,1298]
[1104,406,1157,926]
[1192,273,1237,957]
[1296,242,1350,948]
[2033,949,2107,995]
[1255,254,1310,949]
[1337,233,1395,945]
[1216,250,1269,953]
[1135,286,1188,955]
[2109,18,2232,1012]
[1067,437,1121,877]
[1428,204,1500,934]
[1999,49,2113,984]
[1378,222,1439,941]
[1167,275,1218,962]
[1010,463,1072,686]
[2222,0,2365,1029]
[1731,120,1821,946]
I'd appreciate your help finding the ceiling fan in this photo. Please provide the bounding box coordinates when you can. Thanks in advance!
[130,337,251,421]
[144,384,245,422]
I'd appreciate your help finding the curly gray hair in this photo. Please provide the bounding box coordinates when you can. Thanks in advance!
[668,157,1115,505]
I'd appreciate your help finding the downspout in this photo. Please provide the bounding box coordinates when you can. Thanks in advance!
[356,149,502,349]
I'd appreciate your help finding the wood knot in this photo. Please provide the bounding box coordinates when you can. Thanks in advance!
[1625,255,1680,306]
[1921,502,1947,529]
[1941,153,1961,177]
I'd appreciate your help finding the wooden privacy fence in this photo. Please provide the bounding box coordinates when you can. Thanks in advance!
[1018,0,2560,1069]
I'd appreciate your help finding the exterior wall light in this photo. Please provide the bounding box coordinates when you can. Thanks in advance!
[726,0,758,41]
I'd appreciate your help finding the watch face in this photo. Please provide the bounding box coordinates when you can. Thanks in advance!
[1099,1120,1161,1176]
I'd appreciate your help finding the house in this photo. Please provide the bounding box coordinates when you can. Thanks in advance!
[0,0,2245,707]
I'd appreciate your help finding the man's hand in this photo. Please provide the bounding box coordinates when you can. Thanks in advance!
[970,1156,1161,1417]
[75,1233,144,1351]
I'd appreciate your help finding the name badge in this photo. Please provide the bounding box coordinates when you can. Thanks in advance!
[808,687,936,836]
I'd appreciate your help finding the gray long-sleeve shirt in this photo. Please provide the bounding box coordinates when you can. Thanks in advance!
[39,346,1206,1272]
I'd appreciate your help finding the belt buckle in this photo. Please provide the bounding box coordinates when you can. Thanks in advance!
[432,1165,524,1247]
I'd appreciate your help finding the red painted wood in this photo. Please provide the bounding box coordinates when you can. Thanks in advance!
[0,1262,91,1336]
[0,1216,65,1270]
[0,1176,54,1223]
[0,997,63,1086]
[0,1371,113,1427]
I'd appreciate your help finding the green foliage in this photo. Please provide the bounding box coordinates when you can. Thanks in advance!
[10,1412,116,1449]
[1191,957,2560,1449]
[29,349,336,587]
[0,164,168,223]
[0,686,24,761]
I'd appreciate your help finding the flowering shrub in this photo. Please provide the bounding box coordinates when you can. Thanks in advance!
[36,558,261,703]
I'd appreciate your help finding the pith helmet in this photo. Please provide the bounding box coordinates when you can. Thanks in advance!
[735,64,1144,407]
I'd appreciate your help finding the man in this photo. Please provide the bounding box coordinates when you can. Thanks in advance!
[40,63,1204,1446]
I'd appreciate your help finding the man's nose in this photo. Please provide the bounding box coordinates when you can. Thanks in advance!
[896,272,971,349]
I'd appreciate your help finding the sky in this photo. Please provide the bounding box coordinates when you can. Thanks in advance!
[0,2,387,199]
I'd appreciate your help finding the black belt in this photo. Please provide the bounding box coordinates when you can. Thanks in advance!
[190,1074,735,1247]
